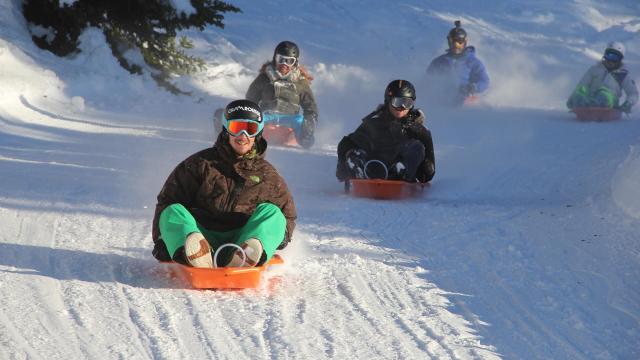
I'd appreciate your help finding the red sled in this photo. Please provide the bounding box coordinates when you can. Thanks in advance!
[572,107,622,122]
[162,254,284,289]
[345,179,425,200]
[263,125,299,146]
[463,95,480,107]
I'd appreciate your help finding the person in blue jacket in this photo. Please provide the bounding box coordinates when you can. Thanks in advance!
[426,20,490,106]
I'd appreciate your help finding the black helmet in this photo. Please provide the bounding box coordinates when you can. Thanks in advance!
[224,99,262,123]
[274,41,300,60]
[447,20,467,49]
[384,80,416,104]
[222,99,264,137]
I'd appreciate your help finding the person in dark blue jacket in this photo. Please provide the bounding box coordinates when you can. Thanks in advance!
[426,20,490,106]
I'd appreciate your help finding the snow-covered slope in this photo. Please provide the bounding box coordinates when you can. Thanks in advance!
[1,0,639,359]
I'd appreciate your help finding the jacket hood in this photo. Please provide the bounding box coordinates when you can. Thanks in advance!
[261,62,300,81]
[260,62,314,83]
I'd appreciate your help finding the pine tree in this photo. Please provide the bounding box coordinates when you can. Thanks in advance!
[22,0,240,94]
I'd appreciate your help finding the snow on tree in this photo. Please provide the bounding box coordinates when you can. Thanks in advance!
[22,0,240,93]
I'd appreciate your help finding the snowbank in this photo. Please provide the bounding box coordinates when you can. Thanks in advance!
[612,145,640,219]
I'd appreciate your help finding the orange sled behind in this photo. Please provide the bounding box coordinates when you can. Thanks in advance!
[572,107,622,122]
[346,179,424,200]
[263,125,299,146]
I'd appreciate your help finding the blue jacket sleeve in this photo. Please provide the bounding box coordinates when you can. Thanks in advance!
[470,58,490,93]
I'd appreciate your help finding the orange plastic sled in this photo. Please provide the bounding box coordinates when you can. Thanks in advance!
[263,125,299,146]
[463,95,480,106]
[572,107,622,122]
[346,179,424,200]
[163,254,284,289]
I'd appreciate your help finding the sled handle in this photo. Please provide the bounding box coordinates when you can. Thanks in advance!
[213,243,246,268]
[364,159,388,180]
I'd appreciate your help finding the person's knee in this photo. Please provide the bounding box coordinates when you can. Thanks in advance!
[404,140,425,161]
[160,203,188,218]
[255,203,285,221]
[568,86,591,108]
[409,139,425,153]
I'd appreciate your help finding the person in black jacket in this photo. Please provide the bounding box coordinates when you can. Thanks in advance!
[336,80,435,183]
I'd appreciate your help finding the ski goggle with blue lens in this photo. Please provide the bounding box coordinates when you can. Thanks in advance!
[390,97,415,110]
[604,50,622,63]
[275,54,297,66]
[224,119,264,137]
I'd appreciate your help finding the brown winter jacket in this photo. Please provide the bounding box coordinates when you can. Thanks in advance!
[151,132,296,261]
[245,62,318,119]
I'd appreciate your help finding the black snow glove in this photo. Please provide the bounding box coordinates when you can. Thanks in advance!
[618,101,632,114]
[277,235,290,250]
[298,114,316,148]
[344,149,367,179]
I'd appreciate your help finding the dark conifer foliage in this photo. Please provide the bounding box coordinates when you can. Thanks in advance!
[23,0,240,93]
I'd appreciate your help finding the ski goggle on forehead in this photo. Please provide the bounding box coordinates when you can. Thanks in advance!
[275,54,297,66]
[390,97,415,110]
[224,119,264,137]
[604,50,622,63]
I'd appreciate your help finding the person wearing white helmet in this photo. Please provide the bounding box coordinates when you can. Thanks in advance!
[567,41,638,113]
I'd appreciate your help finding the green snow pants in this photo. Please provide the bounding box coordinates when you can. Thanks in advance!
[567,85,618,109]
[159,203,286,264]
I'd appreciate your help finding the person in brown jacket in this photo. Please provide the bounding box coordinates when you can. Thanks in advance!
[245,40,319,148]
[152,99,296,268]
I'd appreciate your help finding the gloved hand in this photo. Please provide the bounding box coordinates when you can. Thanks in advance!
[618,101,632,114]
[345,149,367,179]
[389,161,407,181]
[298,115,316,148]
[300,139,314,149]
[459,83,476,97]
[277,234,290,250]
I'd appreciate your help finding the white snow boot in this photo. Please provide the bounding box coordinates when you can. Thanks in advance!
[227,238,263,267]
[184,232,213,268]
